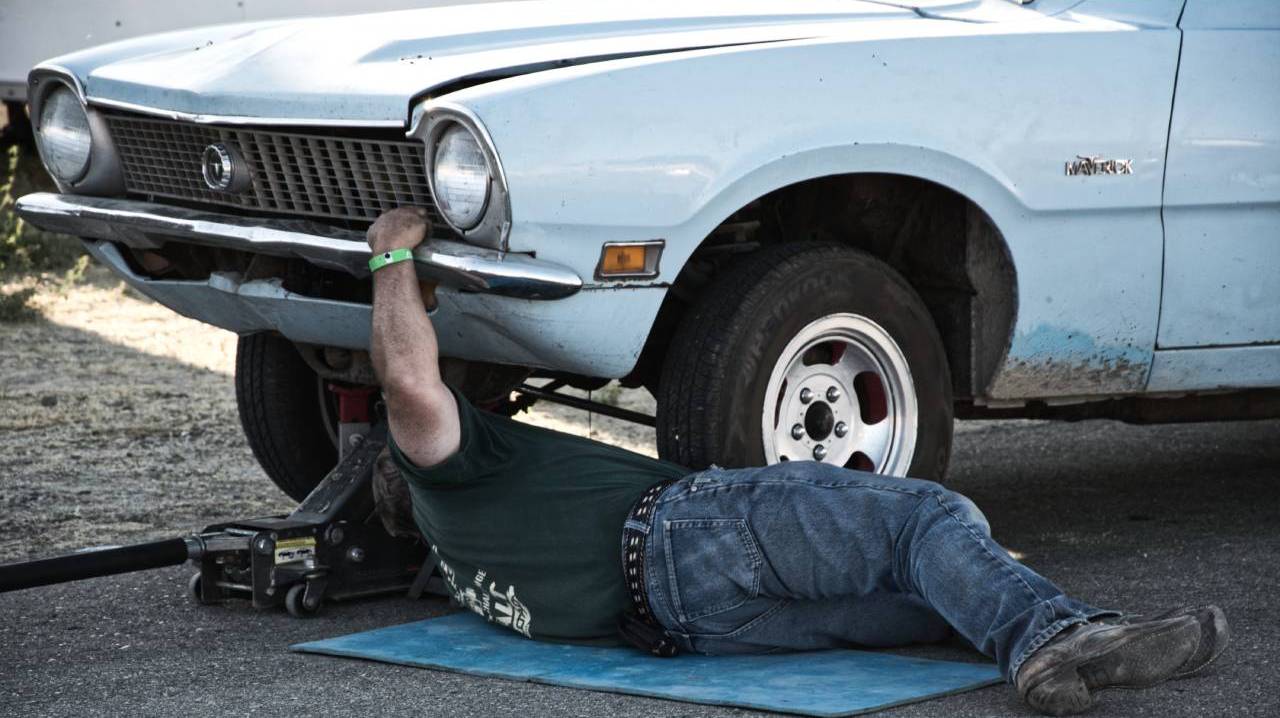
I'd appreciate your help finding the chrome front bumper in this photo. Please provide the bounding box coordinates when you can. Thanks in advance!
[15,193,581,300]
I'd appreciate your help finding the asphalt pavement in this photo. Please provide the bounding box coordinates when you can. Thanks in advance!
[2,416,1277,718]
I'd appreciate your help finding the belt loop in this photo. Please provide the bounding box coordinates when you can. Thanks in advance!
[623,519,650,534]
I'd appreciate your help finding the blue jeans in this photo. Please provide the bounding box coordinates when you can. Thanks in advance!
[639,463,1116,681]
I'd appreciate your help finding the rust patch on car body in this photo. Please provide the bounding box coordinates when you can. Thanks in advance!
[986,324,1151,399]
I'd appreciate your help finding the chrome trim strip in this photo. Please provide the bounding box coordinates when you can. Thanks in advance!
[15,193,581,300]
[86,96,407,128]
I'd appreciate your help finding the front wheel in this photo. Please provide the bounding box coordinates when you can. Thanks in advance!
[657,242,953,479]
[235,333,338,501]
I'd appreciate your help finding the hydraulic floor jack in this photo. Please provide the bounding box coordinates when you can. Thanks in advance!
[0,424,434,617]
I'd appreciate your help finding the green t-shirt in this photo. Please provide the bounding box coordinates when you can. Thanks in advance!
[389,388,688,644]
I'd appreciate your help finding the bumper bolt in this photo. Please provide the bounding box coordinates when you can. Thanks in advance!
[812,444,827,461]
[253,536,273,556]
[834,421,849,438]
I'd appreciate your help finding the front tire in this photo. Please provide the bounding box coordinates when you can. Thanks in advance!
[235,333,338,501]
[657,242,953,479]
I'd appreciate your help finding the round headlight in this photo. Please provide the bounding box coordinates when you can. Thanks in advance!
[432,124,490,230]
[37,86,93,182]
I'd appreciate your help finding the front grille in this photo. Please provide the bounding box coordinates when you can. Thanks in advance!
[105,112,445,231]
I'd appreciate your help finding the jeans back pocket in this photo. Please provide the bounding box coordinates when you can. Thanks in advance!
[663,518,763,625]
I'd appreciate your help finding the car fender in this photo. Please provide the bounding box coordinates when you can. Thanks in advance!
[459,18,1179,397]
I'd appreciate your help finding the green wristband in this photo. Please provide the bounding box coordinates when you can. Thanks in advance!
[368,248,414,273]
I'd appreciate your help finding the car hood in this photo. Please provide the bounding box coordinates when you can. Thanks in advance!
[39,0,958,126]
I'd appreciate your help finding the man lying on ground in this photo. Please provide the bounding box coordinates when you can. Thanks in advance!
[365,207,1228,716]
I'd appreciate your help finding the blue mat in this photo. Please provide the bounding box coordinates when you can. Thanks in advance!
[292,613,1001,716]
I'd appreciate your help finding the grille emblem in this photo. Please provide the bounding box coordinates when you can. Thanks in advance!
[201,143,248,193]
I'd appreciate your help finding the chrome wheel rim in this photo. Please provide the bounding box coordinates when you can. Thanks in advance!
[761,313,917,475]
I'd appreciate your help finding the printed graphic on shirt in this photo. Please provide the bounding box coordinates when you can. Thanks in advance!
[434,546,533,638]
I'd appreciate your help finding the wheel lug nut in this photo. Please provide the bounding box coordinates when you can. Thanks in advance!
[827,386,841,402]
[790,423,805,440]
[812,444,827,461]
[799,388,813,404]
[834,421,848,438]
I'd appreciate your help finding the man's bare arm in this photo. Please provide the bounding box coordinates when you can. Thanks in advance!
[367,207,461,468]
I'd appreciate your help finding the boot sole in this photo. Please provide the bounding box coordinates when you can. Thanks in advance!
[1171,605,1229,679]
[1078,619,1203,691]
[1127,605,1230,679]
[1021,618,1202,715]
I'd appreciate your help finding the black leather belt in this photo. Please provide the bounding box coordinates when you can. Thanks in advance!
[619,478,678,657]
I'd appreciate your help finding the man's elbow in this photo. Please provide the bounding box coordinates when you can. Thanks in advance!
[384,380,461,469]
[381,376,455,432]
[379,369,443,408]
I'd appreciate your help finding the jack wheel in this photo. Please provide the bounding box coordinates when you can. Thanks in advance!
[187,572,205,605]
[285,583,322,618]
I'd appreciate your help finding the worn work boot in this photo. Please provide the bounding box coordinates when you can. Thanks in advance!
[1015,613,1202,716]
[1122,605,1230,678]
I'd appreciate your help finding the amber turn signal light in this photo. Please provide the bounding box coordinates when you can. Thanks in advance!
[595,240,664,280]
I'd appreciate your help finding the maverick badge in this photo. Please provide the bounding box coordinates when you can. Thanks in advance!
[1065,155,1134,176]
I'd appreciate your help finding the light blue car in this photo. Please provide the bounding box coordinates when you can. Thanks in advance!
[16,0,1279,500]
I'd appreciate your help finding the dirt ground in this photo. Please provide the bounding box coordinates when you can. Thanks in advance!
[0,264,657,561]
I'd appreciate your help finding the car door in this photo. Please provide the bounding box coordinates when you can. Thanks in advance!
[1152,0,1280,390]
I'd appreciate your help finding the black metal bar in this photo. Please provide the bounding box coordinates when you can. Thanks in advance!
[0,538,191,593]
[291,424,385,522]
[514,384,656,427]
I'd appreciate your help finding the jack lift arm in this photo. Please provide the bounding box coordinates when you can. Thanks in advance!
[0,424,433,617]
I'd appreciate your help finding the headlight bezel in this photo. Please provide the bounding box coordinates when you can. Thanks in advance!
[27,67,125,195]
[412,101,511,251]
[36,85,93,182]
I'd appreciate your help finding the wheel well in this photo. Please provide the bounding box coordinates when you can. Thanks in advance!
[628,173,1017,400]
